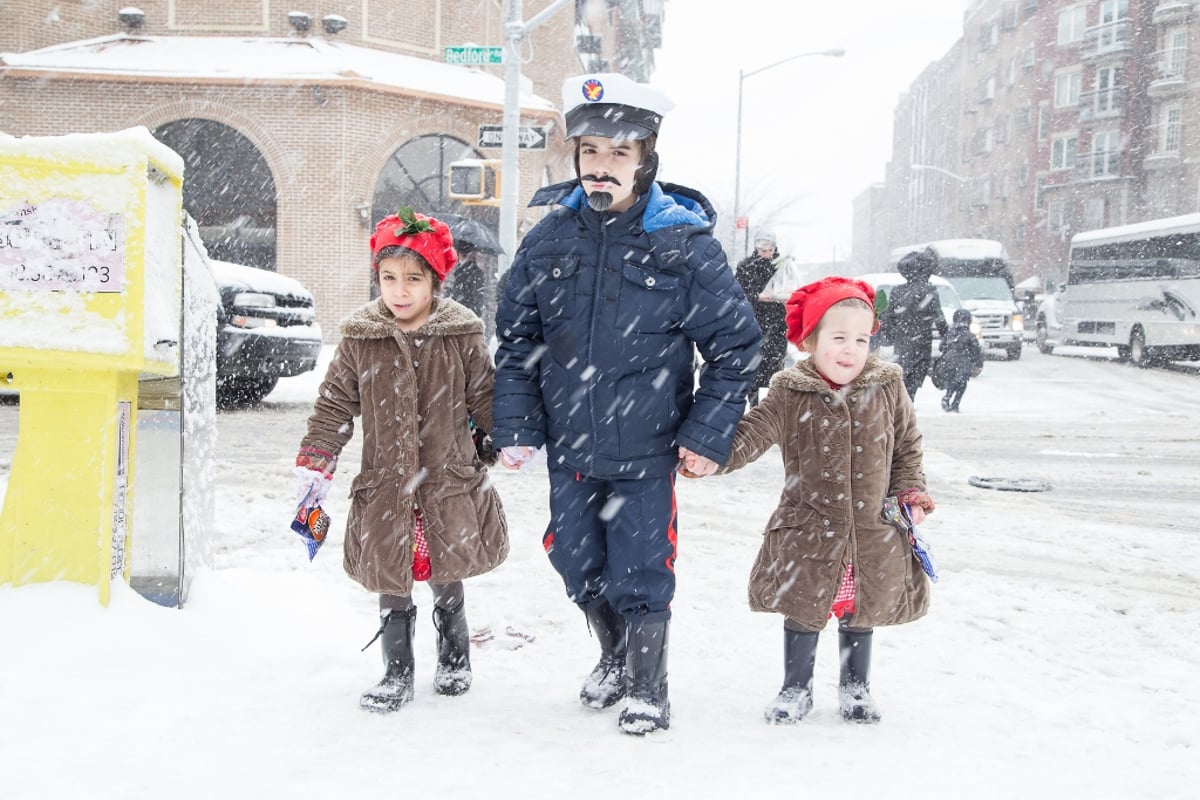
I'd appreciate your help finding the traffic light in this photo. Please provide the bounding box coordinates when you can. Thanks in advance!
[448,159,501,206]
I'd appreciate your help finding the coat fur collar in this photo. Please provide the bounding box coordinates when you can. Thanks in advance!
[338,296,483,340]
[769,355,901,394]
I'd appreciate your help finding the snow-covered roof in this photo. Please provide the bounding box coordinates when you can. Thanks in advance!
[889,238,1007,262]
[1071,212,1200,247]
[0,34,556,114]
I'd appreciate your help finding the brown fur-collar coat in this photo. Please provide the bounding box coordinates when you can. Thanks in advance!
[300,296,508,595]
[719,356,930,630]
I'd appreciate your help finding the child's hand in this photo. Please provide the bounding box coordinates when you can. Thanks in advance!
[294,466,332,508]
[908,505,927,525]
[499,446,534,470]
[677,447,718,478]
[897,488,935,522]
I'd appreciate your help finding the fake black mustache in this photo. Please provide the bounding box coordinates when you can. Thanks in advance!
[580,174,622,186]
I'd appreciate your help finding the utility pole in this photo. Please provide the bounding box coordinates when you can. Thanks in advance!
[498,0,572,277]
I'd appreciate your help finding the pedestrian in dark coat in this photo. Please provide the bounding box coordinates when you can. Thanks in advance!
[880,248,949,399]
[492,72,761,736]
[735,230,788,407]
[296,208,508,714]
[938,308,984,412]
[715,276,935,726]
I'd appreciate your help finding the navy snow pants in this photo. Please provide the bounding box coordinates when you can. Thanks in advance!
[543,466,678,623]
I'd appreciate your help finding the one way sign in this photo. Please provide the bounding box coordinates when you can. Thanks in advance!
[478,124,548,150]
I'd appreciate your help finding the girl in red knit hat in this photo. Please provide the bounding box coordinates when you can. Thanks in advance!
[295,207,508,713]
[713,275,936,725]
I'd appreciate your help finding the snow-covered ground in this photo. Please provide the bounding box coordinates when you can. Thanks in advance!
[2,347,1198,799]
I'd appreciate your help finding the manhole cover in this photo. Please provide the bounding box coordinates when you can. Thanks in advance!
[968,476,1052,492]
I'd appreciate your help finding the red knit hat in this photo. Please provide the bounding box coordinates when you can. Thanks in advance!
[785,276,877,347]
[370,207,458,281]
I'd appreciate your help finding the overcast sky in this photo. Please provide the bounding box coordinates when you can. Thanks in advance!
[651,0,967,264]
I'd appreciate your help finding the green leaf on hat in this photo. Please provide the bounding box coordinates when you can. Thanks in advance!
[394,206,434,236]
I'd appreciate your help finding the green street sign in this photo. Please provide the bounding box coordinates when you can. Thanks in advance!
[444,46,504,65]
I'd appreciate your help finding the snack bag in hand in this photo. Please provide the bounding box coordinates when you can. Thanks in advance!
[292,503,331,561]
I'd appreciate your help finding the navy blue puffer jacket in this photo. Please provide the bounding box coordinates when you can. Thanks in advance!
[493,180,762,479]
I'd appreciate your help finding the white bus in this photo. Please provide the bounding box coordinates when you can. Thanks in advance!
[889,239,1024,360]
[1035,213,1200,365]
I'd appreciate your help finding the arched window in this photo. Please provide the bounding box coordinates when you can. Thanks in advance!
[153,119,277,269]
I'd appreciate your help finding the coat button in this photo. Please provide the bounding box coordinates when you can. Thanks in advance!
[823,498,831,505]
[855,445,863,453]
[855,472,863,479]
[823,395,831,403]
[822,445,830,453]
[822,471,830,478]
[823,518,830,525]
[645,276,656,287]
[552,267,562,278]
[853,421,861,428]
[855,500,865,510]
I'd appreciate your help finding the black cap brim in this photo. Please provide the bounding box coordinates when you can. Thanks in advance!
[564,104,661,141]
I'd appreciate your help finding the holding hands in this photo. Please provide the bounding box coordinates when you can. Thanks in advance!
[677,447,718,479]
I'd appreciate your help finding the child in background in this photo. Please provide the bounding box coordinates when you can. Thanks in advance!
[295,208,508,713]
[713,276,935,724]
[938,308,985,412]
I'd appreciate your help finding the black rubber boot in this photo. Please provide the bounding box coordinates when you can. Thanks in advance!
[433,601,473,696]
[838,629,882,723]
[765,629,819,724]
[360,606,417,712]
[579,596,627,709]
[618,618,670,735]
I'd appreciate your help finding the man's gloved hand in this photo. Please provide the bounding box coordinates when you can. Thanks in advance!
[499,446,534,470]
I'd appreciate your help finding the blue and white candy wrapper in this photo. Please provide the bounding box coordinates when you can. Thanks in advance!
[291,503,331,561]
[882,496,938,582]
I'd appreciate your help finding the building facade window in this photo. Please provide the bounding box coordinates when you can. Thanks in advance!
[1161,105,1182,153]
[1091,130,1119,176]
[1055,70,1082,108]
[1051,133,1078,170]
[1164,28,1187,78]
[1057,6,1088,44]
[1097,0,1129,48]
[1038,102,1050,140]
[1095,66,1121,113]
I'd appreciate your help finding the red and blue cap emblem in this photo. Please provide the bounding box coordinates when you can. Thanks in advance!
[581,78,605,102]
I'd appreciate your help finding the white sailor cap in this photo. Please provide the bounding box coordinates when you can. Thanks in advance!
[561,73,675,141]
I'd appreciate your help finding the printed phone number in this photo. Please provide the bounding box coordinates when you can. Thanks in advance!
[0,261,118,293]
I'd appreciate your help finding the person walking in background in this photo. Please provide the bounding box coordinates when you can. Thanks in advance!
[880,248,948,399]
[713,276,935,725]
[938,308,984,412]
[735,231,789,407]
[295,208,508,714]
[492,73,761,735]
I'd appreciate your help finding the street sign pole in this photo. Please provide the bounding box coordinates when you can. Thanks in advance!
[498,0,572,278]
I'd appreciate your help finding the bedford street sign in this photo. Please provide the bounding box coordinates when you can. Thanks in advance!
[478,124,548,150]
[444,46,504,65]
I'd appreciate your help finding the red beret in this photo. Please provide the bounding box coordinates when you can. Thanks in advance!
[785,276,877,347]
[370,209,458,281]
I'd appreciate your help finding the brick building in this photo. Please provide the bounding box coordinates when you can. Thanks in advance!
[874,0,1200,288]
[0,0,666,334]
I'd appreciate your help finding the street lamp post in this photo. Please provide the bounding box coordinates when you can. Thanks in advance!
[910,163,969,183]
[733,47,845,257]
[909,163,969,243]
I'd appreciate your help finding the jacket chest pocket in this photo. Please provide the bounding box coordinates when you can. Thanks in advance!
[618,262,680,330]
[529,255,580,322]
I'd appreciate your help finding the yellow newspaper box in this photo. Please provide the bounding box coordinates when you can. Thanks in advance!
[0,128,184,604]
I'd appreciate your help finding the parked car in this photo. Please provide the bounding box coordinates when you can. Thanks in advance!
[209,257,323,406]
